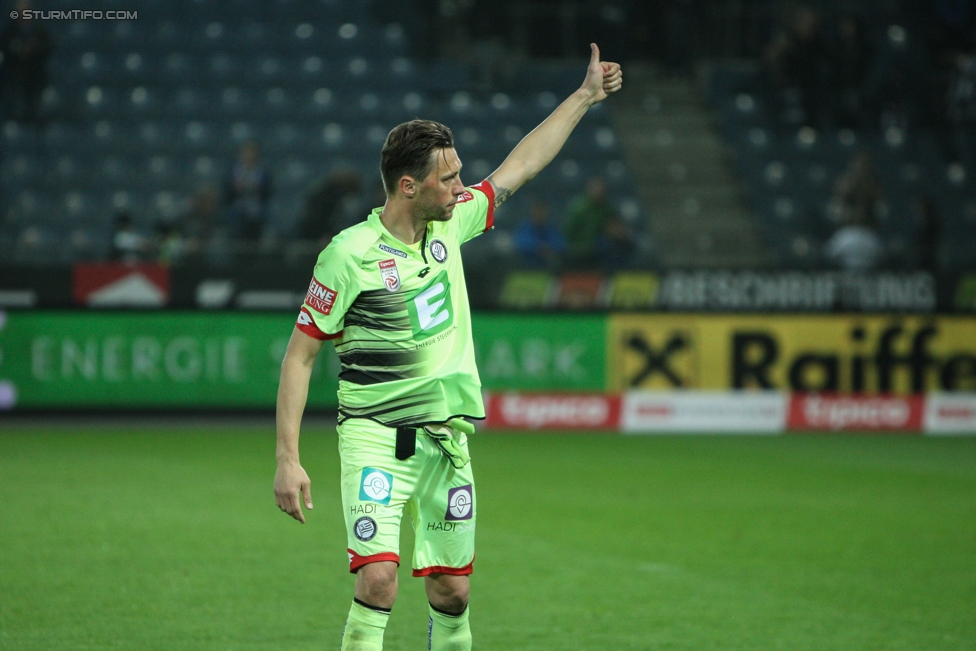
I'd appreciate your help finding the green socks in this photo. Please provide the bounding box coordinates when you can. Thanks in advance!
[340,599,390,651]
[339,598,471,650]
[427,603,472,651]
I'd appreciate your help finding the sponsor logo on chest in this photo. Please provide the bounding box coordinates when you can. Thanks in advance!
[378,259,401,292]
[379,243,407,259]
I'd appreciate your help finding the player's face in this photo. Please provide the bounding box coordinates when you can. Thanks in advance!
[416,148,465,223]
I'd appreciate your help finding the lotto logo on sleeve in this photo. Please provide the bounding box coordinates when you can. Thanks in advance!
[359,468,393,505]
[305,277,337,315]
[445,485,473,521]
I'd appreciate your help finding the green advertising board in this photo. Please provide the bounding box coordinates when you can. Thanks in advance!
[473,313,606,391]
[0,312,606,409]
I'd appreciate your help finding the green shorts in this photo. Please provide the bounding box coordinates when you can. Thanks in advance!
[338,418,476,577]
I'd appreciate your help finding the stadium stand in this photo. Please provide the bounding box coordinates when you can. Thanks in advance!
[0,0,648,271]
[708,6,976,273]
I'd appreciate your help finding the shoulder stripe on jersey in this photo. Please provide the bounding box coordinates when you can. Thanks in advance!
[467,180,496,232]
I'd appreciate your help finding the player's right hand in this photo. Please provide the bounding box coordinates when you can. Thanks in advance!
[274,461,313,524]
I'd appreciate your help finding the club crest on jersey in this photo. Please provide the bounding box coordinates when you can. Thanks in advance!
[429,239,448,264]
[379,259,401,292]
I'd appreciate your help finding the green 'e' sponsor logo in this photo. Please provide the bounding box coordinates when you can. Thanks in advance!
[407,271,453,338]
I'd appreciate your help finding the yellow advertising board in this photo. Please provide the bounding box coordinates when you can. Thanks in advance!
[607,315,976,394]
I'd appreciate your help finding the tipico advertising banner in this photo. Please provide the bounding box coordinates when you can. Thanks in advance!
[608,315,976,394]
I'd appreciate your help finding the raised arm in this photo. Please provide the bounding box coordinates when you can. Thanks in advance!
[487,43,622,207]
[274,326,326,523]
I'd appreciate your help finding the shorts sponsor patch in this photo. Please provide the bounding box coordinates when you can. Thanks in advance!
[354,516,377,542]
[305,277,337,315]
[445,484,473,521]
[359,468,393,505]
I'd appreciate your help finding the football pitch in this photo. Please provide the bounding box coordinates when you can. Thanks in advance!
[1,422,973,651]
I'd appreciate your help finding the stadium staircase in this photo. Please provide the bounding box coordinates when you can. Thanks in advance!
[612,63,771,268]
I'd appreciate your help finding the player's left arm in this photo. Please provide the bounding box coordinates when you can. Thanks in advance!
[487,43,622,208]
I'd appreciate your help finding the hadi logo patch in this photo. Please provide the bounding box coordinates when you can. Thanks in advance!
[354,516,377,542]
[379,259,401,292]
[359,468,393,505]
[445,484,473,521]
[429,239,448,263]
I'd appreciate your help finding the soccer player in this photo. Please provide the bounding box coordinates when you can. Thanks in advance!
[274,43,622,651]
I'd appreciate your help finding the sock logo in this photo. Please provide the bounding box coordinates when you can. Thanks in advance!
[354,516,377,542]
[359,468,393,504]
[445,484,473,521]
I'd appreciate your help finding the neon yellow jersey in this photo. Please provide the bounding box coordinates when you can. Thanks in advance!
[295,181,495,427]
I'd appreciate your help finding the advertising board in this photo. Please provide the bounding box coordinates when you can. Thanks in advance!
[622,391,786,433]
[609,315,976,394]
[0,312,605,409]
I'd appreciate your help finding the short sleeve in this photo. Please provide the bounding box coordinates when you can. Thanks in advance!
[453,180,496,244]
[295,242,360,340]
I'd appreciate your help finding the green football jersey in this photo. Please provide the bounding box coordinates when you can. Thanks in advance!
[296,181,496,427]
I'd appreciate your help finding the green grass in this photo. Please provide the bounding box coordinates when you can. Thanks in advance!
[1,425,974,650]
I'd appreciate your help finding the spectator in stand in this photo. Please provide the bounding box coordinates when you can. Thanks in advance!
[513,198,564,268]
[180,185,219,257]
[563,177,617,268]
[0,0,52,125]
[824,220,884,272]
[598,211,636,270]
[867,23,929,134]
[108,211,148,263]
[764,5,831,128]
[297,168,364,245]
[913,194,942,273]
[830,13,873,129]
[225,141,272,243]
[155,221,185,266]
[946,51,976,173]
[831,151,884,228]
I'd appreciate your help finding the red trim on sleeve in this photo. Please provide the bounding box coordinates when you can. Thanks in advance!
[296,306,342,341]
[296,306,327,340]
[412,558,474,577]
[348,549,400,574]
[469,180,495,232]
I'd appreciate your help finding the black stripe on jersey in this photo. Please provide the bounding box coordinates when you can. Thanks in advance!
[339,393,442,421]
[338,347,421,384]
[344,289,411,332]
[339,403,443,428]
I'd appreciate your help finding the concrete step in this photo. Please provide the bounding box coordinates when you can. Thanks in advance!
[611,65,773,268]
